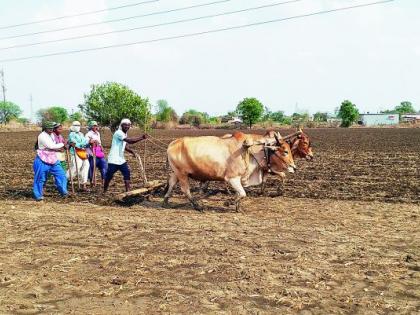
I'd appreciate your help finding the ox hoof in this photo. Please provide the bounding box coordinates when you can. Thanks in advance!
[193,203,204,212]
[191,199,204,212]
[162,198,171,208]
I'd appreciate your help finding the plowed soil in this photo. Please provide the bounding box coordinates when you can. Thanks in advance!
[0,128,419,314]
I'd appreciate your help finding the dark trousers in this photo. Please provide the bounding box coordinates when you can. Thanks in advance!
[105,163,131,181]
[88,156,108,181]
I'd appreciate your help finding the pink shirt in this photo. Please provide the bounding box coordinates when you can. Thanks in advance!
[37,131,64,164]
[53,133,66,161]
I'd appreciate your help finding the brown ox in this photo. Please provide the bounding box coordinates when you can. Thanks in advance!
[261,129,314,194]
[204,129,314,195]
[164,131,296,211]
[285,129,314,161]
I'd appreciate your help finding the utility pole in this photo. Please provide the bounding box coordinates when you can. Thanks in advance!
[0,69,6,103]
[30,94,33,122]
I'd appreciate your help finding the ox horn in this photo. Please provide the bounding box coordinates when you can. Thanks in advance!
[283,130,303,140]
[273,132,282,145]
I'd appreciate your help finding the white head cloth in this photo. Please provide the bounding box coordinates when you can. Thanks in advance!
[119,118,132,131]
[70,121,81,132]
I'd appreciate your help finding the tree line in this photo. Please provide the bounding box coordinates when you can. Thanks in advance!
[0,81,417,128]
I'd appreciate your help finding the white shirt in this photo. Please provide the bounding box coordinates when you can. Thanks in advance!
[107,129,127,165]
[85,130,102,144]
[38,131,64,150]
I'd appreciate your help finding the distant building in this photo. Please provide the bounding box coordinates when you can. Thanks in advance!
[227,116,243,124]
[401,114,420,123]
[359,113,399,126]
[327,117,342,124]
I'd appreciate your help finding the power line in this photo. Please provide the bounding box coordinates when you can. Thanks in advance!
[0,0,303,51]
[0,0,395,63]
[0,0,231,41]
[0,0,159,30]
[0,69,6,102]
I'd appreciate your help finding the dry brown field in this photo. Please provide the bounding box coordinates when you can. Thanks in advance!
[0,128,419,314]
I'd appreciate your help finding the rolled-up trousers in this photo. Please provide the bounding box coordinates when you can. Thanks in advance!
[33,156,68,200]
[67,154,90,185]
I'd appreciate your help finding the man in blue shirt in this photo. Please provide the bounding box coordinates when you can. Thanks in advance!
[104,119,147,193]
[68,121,90,191]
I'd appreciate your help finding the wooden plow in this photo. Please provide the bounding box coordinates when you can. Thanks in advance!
[114,150,166,202]
[115,179,166,202]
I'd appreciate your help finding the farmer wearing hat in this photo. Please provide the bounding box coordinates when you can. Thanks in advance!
[52,122,67,171]
[103,118,147,193]
[33,121,68,201]
[67,121,90,190]
[85,120,107,186]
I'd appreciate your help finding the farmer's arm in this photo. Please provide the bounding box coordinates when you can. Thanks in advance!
[40,133,64,151]
[69,133,89,148]
[123,134,147,144]
[124,144,137,157]
[85,132,98,146]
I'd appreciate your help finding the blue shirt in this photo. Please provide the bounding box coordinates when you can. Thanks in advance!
[68,132,88,155]
[108,129,127,165]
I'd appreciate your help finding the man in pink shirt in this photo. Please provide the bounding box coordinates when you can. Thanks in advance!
[33,121,68,201]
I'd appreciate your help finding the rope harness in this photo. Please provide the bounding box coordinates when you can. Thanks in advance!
[242,141,276,182]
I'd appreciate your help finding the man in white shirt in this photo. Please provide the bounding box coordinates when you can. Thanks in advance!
[104,118,147,193]
[33,121,68,201]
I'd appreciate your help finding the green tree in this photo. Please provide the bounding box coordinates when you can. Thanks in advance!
[313,112,328,122]
[208,116,221,124]
[155,99,178,122]
[179,109,208,127]
[69,111,84,122]
[282,117,292,125]
[80,82,151,131]
[380,109,396,114]
[338,100,359,127]
[270,110,285,122]
[236,97,264,128]
[37,106,68,124]
[261,106,286,123]
[395,101,415,115]
[0,101,22,124]
[291,112,309,122]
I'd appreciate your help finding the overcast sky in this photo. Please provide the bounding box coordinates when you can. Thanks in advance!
[0,0,418,120]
